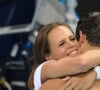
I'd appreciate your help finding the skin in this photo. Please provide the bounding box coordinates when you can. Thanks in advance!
[42,25,81,82]
[31,23,100,90]
[40,29,100,90]
[40,78,100,90]
[45,25,80,60]
[42,25,100,82]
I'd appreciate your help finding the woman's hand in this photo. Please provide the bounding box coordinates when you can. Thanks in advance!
[60,70,96,90]
[40,70,97,90]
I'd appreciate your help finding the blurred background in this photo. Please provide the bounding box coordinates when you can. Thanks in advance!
[0,0,100,90]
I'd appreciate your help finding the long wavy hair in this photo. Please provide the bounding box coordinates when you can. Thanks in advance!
[27,22,73,90]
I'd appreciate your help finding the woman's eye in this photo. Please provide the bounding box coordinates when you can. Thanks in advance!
[70,37,76,41]
[59,42,64,46]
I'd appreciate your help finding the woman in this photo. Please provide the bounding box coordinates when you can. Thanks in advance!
[28,22,100,90]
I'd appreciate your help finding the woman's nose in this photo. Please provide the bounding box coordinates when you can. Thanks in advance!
[66,41,74,48]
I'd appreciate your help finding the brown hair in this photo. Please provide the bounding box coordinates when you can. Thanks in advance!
[27,22,73,90]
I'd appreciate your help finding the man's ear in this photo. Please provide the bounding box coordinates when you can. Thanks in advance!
[79,31,86,46]
[44,53,52,61]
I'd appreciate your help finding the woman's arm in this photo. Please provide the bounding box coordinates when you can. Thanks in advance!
[42,50,100,82]
[90,80,100,90]
[40,79,100,90]
[40,70,100,90]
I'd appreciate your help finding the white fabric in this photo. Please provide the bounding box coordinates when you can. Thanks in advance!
[34,60,55,90]
[94,66,100,79]
[34,62,45,90]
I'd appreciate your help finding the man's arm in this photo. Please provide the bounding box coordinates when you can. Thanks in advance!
[40,79,100,90]
[40,78,64,90]
[90,80,100,90]
[40,70,100,90]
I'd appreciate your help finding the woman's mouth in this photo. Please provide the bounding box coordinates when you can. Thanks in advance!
[67,50,79,57]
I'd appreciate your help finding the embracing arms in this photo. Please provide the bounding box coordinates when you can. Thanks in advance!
[40,70,100,90]
[42,50,100,82]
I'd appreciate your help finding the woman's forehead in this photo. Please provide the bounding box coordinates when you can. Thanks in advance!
[48,26,74,43]
[49,26,73,37]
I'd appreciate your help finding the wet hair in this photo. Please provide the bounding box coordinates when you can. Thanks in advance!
[76,12,100,47]
[27,22,73,90]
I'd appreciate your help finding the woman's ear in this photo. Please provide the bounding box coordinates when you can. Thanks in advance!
[79,31,86,46]
[44,53,52,61]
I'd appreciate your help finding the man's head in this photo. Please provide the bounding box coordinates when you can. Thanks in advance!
[76,12,100,52]
[76,12,100,47]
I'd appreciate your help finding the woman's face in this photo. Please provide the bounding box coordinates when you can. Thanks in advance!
[46,25,80,60]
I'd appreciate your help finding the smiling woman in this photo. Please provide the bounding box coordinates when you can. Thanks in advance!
[28,22,100,90]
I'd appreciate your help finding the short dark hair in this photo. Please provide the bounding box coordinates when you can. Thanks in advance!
[76,12,100,47]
